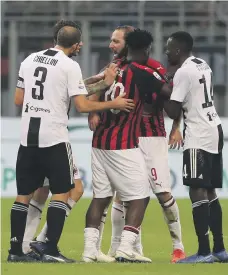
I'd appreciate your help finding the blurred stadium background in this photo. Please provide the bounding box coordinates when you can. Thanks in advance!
[1,0,228,117]
[1,1,228,272]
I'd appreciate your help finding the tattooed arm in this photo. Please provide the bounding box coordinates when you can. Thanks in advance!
[86,79,111,98]
[86,63,118,98]
[84,74,104,86]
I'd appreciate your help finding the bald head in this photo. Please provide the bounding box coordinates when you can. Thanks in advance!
[57,26,81,48]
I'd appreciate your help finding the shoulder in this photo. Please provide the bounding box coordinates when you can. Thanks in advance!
[129,62,165,84]
[147,58,165,70]
[62,58,82,73]
[21,52,37,67]
[174,66,190,78]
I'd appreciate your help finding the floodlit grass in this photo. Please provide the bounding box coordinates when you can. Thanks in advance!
[1,198,228,274]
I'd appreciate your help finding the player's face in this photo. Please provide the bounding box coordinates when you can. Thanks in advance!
[69,41,83,57]
[109,30,126,58]
[165,38,180,66]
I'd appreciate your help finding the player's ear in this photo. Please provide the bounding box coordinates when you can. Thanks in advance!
[176,48,180,55]
[71,43,78,52]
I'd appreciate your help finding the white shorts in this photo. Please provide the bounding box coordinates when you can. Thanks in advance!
[139,137,171,194]
[91,148,150,202]
[43,162,81,187]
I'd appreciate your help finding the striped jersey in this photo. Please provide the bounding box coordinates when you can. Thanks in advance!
[92,60,165,150]
[139,58,167,137]
[17,48,87,147]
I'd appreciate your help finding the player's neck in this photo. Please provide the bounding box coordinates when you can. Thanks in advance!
[180,53,193,66]
[54,45,71,57]
[128,53,148,64]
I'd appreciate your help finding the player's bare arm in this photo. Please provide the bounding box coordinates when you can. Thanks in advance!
[163,100,182,120]
[84,74,104,85]
[86,63,118,97]
[169,114,183,149]
[14,87,25,106]
[86,80,110,97]
[74,92,135,113]
[160,82,173,99]
[88,112,100,131]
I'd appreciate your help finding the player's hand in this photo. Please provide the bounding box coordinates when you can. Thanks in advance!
[168,128,183,149]
[104,63,118,86]
[113,93,135,112]
[88,112,100,131]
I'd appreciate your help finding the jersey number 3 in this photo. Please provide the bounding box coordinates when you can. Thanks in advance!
[32,67,47,100]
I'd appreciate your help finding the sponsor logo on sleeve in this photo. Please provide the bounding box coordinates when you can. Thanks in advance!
[153,72,162,80]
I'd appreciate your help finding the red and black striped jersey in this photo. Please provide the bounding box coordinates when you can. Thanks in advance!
[139,58,167,137]
[92,60,165,150]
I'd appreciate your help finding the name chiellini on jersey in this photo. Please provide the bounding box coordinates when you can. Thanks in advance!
[17,48,88,147]
[170,56,223,153]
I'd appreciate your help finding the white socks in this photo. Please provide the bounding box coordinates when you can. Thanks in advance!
[134,227,143,255]
[97,207,108,251]
[23,199,45,253]
[118,226,139,252]
[162,197,184,251]
[83,227,99,258]
[36,197,76,243]
[108,202,125,255]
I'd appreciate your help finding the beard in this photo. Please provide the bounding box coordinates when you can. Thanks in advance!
[68,52,78,58]
[114,46,128,59]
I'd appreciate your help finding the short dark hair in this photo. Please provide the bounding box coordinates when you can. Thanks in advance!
[53,19,81,42]
[57,26,81,48]
[170,31,193,53]
[115,25,135,39]
[125,29,153,50]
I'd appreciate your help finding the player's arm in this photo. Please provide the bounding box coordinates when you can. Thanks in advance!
[74,93,134,113]
[14,87,24,106]
[84,73,104,85]
[14,64,25,106]
[163,68,190,120]
[85,63,118,97]
[68,62,135,113]
[85,64,117,130]
[168,113,183,149]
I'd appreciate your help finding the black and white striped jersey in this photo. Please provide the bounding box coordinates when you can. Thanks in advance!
[17,48,88,147]
[170,56,222,154]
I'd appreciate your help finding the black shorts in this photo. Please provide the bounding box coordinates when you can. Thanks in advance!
[16,142,74,195]
[183,148,223,189]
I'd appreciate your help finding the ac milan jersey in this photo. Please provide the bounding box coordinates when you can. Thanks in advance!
[139,58,167,137]
[17,48,87,147]
[92,60,165,150]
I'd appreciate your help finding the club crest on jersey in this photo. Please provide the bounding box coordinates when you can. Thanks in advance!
[153,72,162,80]
[78,79,85,89]
[156,66,163,70]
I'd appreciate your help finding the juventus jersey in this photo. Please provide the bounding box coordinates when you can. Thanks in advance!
[170,56,222,153]
[17,48,87,147]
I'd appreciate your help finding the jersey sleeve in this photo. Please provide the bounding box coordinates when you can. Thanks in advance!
[16,62,25,89]
[170,68,190,102]
[68,62,88,97]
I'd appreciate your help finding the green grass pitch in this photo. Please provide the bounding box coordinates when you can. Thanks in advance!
[1,198,228,274]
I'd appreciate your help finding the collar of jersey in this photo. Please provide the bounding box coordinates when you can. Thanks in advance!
[50,47,63,53]
[182,55,195,67]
